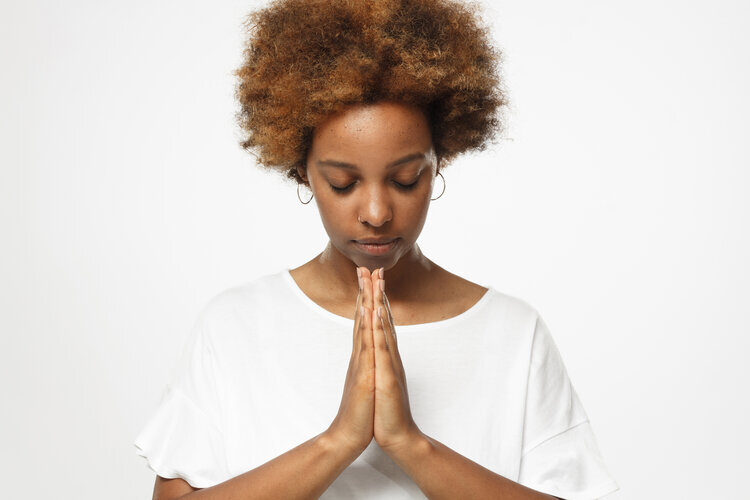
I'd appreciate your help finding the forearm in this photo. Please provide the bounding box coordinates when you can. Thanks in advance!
[387,432,559,500]
[182,431,361,500]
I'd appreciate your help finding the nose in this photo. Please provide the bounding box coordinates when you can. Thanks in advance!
[358,184,393,227]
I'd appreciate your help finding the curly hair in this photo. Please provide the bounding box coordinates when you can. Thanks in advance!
[234,0,506,184]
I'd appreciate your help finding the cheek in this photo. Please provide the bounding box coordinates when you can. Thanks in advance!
[407,187,433,213]
[408,199,430,219]
[315,196,353,230]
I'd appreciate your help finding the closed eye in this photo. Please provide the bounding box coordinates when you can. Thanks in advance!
[328,178,420,195]
[329,183,355,194]
[394,180,419,191]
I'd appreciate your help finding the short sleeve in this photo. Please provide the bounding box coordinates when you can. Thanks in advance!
[133,306,231,489]
[518,314,620,500]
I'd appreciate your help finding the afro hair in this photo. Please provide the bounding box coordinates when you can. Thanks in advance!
[234,0,507,184]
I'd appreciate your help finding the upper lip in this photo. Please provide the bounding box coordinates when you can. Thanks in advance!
[354,237,398,244]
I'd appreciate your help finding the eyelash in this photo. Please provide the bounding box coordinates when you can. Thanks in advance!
[329,180,419,194]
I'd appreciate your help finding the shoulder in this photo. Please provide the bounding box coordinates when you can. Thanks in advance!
[194,270,291,328]
[439,268,542,326]
[442,273,548,349]
[486,288,542,324]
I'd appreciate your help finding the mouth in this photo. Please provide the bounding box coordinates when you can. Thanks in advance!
[352,238,399,256]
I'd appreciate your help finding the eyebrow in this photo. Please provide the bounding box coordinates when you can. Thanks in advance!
[317,152,425,170]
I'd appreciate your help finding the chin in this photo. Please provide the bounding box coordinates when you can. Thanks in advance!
[356,250,406,273]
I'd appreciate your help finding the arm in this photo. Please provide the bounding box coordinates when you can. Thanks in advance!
[386,432,562,500]
[156,269,380,500]
[154,430,362,500]
[369,272,562,500]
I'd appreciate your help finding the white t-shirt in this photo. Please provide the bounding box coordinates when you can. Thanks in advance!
[134,270,619,499]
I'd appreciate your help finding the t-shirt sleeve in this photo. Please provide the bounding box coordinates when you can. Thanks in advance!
[517,314,620,500]
[133,305,231,489]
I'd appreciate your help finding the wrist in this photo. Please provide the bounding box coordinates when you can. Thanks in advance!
[320,428,370,461]
[381,428,432,462]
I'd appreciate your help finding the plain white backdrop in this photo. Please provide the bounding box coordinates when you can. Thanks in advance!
[1,0,748,498]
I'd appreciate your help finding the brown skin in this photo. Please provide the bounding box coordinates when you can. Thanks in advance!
[290,100,487,326]
[151,101,561,500]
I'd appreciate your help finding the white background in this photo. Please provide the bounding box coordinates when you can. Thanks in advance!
[2,0,748,498]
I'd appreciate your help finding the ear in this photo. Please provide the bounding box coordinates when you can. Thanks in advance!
[296,165,309,184]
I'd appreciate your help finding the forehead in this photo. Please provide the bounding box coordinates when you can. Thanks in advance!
[310,101,433,161]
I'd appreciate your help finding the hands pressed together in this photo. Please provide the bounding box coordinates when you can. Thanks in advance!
[327,267,423,458]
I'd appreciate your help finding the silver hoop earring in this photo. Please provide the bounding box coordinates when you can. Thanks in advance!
[431,171,446,201]
[297,183,313,204]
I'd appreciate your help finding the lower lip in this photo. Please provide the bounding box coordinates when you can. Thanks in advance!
[354,239,398,256]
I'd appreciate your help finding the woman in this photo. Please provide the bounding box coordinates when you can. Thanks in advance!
[134,0,619,498]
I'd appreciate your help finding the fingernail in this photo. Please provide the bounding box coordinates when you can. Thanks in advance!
[379,267,384,278]
[377,307,382,319]
[379,279,385,292]
[356,267,362,278]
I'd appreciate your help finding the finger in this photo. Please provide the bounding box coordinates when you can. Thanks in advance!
[380,300,402,374]
[377,306,390,352]
[378,288,407,386]
[359,304,369,352]
[361,305,375,369]
[361,268,374,312]
[373,306,396,376]
[372,273,387,347]
[353,267,363,350]
[382,290,397,347]
[359,269,376,367]
[374,275,397,351]
[359,302,366,345]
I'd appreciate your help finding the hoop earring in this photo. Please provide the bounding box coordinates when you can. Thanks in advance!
[297,183,313,204]
[431,171,446,201]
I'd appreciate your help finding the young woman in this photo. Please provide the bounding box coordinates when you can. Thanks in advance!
[134,1,619,498]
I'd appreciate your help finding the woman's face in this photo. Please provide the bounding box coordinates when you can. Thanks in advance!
[300,101,438,271]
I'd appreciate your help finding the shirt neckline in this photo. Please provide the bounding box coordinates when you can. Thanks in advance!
[280,269,495,333]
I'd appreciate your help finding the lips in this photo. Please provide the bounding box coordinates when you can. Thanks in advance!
[353,237,399,256]
[355,237,398,244]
